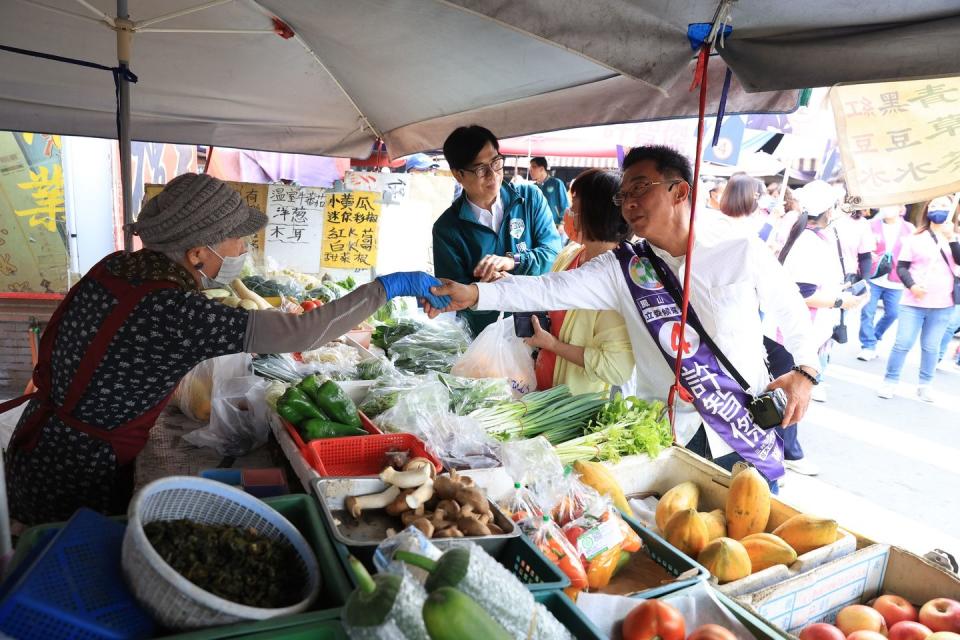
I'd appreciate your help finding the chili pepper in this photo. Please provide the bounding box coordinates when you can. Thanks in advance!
[586,544,622,590]
[279,387,328,425]
[301,418,366,441]
[296,374,324,404]
[276,399,306,426]
[537,527,587,590]
[314,380,361,427]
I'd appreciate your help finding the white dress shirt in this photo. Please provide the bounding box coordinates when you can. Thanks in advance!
[466,196,504,233]
[475,232,821,459]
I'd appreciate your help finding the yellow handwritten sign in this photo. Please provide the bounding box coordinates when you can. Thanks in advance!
[833,78,960,207]
[322,191,380,269]
[15,165,65,232]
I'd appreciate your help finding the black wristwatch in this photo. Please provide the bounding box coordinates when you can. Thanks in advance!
[833,297,843,308]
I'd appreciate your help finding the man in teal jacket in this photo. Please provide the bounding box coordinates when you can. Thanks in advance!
[433,125,562,336]
[529,156,571,227]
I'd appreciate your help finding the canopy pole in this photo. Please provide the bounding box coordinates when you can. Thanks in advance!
[117,1,134,251]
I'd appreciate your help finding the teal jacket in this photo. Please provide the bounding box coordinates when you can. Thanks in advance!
[432,182,562,336]
[536,176,570,225]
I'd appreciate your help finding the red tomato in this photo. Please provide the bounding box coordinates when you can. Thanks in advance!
[301,300,317,311]
[622,600,686,640]
[688,624,738,640]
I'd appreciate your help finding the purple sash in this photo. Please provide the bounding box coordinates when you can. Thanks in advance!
[614,241,785,481]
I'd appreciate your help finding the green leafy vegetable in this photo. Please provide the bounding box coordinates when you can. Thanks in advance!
[553,395,671,464]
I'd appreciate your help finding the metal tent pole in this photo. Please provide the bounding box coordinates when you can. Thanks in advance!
[116,0,135,250]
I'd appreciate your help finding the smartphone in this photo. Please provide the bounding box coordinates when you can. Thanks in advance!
[513,312,551,338]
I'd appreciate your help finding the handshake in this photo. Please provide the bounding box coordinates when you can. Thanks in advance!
[377,272,478,318]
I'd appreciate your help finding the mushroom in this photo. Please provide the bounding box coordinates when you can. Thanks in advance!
[434,527,464,538]
[345,485,401,520]
[433,474,462,501]
[435,499,461,518]
[404,457,437,479]
[386,489,414,516]
[400,506,426,527]
[457,515,492,537]
[487,524,505,535]
[405,479,435,509]
[380,465,432,488]
[454,487,491,516]
[410,517,435,538]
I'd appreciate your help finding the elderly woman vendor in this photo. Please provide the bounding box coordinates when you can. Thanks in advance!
[0,173,447,525]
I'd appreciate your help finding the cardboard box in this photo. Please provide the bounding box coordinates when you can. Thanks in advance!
[737,544,960,636]
[607,447,869,597]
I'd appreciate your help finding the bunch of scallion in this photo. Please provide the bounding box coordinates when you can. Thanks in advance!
[553,395,673,464]
[467,385,607,444]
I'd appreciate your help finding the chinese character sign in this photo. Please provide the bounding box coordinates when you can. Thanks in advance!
[265,185,327,273]
[322,191,380,269]
[832,78,960,207]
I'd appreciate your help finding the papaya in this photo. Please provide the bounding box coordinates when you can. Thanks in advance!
[725,467,771,540]
[740,532,798,572]
[698,537,752,584]
[700,509,727,541]
[664,509,710,558]
[772,514,838,555]
[655,481,700,532]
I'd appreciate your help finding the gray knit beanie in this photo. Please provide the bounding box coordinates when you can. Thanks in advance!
[129,173,267,254]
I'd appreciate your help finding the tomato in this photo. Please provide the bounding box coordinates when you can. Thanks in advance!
[688,624,738,640]
[301,300,317,311]
[622,600,686,640]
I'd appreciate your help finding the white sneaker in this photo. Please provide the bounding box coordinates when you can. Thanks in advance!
[857,349,877,361]
[917,385,935,403]
[785,458,820,476]
[811,385,827,403]
[878,383,895,399]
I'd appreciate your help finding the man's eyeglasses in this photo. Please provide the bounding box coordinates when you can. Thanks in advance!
[460,155,505,179]
[612,180,681,206]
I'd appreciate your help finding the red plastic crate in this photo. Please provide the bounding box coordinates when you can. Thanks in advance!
[307,432,441,477]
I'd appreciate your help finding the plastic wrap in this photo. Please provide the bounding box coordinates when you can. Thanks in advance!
[389,319,471,375]
[533,516,588,594]
[358,369,422,418]
[451,314,537,394]
[452,542,574,640]
[499,482,543,536]
[182,355,272,456]
[561,497,643,591]
[377,381,499,469]
[342,574,429,640]
[299,342,363,380]
[169,358,217,422]
[500,437,565,497]
[437,372,514,415]
[373,526,442,584]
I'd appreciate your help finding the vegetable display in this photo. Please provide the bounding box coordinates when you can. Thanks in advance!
[553,395,672,464]
[275,378,366,441]
[388,322,470,375]
[467,385,607,443]
[144,520,303,608]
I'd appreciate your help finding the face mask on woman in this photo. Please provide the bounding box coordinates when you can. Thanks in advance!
[927,209,950,225]
[199,245,247,288]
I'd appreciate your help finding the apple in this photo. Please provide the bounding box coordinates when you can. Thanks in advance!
[874,595,919,628]
[888,621,933,640]
[837,605,888,637]
[800,623,847,640]
[848,632,889,640]
[920,599,960,633]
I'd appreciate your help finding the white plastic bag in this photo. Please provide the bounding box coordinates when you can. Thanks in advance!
[451,315,536,395]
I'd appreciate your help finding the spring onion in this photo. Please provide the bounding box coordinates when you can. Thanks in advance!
[468,385,607,444]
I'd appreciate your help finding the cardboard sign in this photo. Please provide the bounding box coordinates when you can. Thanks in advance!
[264,185,326,273]
[833,78,960,207]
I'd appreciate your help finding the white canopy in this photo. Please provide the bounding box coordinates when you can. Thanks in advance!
[4,1,953,159]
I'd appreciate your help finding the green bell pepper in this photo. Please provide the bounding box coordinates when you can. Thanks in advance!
[296,374,324,404]
[314,380,361,427]
[301,418,366,441]
[278,387,328,426]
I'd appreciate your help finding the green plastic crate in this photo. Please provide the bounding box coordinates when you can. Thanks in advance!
[535,590,605,639]
[331,524,571,593]
[8,495,353,640]
[620,512,710,598]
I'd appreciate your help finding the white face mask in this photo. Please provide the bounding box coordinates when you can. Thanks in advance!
[199,245,247,288]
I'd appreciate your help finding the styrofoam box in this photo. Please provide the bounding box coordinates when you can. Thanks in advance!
[606,447,869,596]
[737,544,960,636]
[269,412,321,493]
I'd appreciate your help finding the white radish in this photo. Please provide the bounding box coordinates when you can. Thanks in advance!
[344,485,401,520]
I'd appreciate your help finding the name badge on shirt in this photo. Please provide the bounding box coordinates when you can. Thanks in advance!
[509,219,525,239]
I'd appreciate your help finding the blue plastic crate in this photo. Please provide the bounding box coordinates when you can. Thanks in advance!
[0,508,155,640]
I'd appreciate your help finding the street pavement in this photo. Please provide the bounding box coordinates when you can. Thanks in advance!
[776,305,960,559]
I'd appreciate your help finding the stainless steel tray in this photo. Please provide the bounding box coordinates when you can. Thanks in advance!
[311,476,519,556]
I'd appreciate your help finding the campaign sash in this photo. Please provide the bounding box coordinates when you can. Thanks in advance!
[613,241,785,480]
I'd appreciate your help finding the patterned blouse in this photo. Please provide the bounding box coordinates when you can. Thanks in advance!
[5,250,250,525]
